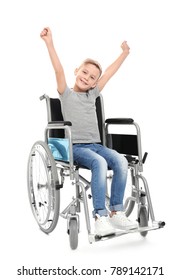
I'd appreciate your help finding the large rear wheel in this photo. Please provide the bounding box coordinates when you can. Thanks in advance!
[27,141,60,234]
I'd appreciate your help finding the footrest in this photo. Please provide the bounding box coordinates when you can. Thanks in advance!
[88,221,165,243]
[158,221,166,228]
[95,232,116,241]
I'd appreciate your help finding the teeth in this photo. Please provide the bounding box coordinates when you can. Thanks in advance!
[81,80,87,85]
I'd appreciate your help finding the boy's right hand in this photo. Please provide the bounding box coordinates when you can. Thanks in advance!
[40,27,52,43]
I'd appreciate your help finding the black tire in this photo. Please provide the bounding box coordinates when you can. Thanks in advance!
[27,141,60,234]
[139,206,148,237]
[69,218,78,250]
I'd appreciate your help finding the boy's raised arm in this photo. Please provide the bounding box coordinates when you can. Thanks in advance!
[97,41,130,91]
[40,27,67,94]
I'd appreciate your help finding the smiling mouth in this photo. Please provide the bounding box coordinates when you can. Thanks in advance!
[80,79,88,86]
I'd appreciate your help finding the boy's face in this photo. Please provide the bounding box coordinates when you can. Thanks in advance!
[74,63,100,92]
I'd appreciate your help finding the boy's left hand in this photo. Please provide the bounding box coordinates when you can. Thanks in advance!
[121,41,130,53]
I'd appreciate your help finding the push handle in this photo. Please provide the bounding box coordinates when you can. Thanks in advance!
[142,152,148,164]
[39,94,47,101]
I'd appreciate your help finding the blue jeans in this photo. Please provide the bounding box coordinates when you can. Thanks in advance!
[73,144,128,217]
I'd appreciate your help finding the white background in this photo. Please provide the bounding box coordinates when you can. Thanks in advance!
[0,0,180,279]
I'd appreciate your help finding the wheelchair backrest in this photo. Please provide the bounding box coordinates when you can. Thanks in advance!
[44,94,143,162]
[47,95,105,144]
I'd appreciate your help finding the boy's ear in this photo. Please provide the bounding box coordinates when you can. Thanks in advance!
[74,68,78,75]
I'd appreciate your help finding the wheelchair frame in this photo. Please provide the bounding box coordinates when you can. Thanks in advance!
[27,93,165,249]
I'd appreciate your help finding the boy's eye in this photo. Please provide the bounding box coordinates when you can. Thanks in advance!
[91,76,95,80]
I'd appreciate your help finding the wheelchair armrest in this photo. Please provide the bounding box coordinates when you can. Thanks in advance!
[105,118,134,124]
[48,121,72,126]
[45,121,74,179]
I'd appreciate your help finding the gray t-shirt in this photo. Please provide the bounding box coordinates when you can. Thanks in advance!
[59,86,101,143]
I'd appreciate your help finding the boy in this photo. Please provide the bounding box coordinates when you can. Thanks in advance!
[40,27,138,236]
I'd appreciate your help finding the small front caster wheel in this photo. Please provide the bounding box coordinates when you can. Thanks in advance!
[68,218,79,250]
[138,206,148,237]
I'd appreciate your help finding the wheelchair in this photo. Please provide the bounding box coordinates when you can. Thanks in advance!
[27,93,165,250]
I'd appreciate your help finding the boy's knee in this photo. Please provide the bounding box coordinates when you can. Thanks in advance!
[92,156,107,171]
[121,155,128,168]
[113,153,128,171]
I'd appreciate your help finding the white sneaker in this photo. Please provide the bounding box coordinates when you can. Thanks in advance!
[95,214,116,236]
[109,211,138,230]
